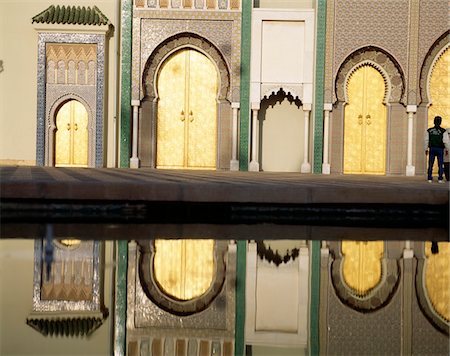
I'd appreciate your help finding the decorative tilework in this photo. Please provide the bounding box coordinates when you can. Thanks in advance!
[120,0,133,168]
[36,33,106,168]
[407,0,420,105]
[334,0,409,89]
[238,0,251,171]
[313,0,326,174]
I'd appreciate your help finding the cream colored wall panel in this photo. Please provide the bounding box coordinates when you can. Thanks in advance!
[261,21,304,84]
[261,100,304,172]
[0,0,118,167]
[257,0,314,8]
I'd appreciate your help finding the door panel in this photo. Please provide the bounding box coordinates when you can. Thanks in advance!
[157,49,217,169]
[429,47,449,130]
[55,100,88,167]
[343,69,364,174]
[344,65,386,174]
[187,50,217,168]
[156,51,187,168]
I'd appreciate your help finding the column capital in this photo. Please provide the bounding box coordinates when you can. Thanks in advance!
[251,102,260,111]
[131,99,140,107]
[324,103,333,111]
[302,103,312,111]
[406,105,417,113]
[232,102,240,109]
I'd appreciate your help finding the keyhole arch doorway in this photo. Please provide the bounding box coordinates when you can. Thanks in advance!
[155,47,219,170]
[54,99,89,167]
[343,63,388,175]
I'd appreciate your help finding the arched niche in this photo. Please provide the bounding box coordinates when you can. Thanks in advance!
[330,241,400,311]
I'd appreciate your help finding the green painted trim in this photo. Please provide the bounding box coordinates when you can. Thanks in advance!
[114,241,128,356]
[238,0,251,171]
[310,240,320,356]
[119,0,132,168]
[312,0,327,174]
[235,240,246,356]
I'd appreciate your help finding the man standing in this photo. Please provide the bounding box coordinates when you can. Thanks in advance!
[424,116,449,183]
[444,128,450,181]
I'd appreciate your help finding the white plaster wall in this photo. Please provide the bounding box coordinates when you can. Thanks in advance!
[0,239,114,355]
[261,100,304,172]
[0,0,119,167]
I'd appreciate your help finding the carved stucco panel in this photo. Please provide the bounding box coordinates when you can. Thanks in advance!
[418,0,449,79]
[335,48,405,104]
[334,0,409,87]
[131,11,240,101]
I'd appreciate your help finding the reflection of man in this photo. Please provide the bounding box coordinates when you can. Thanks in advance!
[424,116,449,183]
[444,128,450,182]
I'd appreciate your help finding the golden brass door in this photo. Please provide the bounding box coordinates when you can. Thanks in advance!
[156,49,218,169]
[55,100,88,167]
[344,65,386,174]
[429,47,449,129]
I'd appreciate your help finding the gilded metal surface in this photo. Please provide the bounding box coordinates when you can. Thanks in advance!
[424,242,450,322]
[341,241,384,296]
[156,49,217,169]
[55,100,88,167]
[344,65,386,174]
[154,239,214,300]
[428,47,449,130]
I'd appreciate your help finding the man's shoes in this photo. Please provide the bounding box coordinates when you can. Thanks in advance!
[438,180,444,184]
[428,180,432,183]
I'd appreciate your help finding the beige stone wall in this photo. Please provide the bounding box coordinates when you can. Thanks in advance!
[0,0,119,167]
[0,240,114,355]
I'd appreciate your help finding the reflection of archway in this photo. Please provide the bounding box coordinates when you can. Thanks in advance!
[416,241,450,334]
[330,240,399,311]
[138,240,227,316]
[55,100,89,167]
[343,64,387,174]
[156,48,218,169]
[258,89,303,172]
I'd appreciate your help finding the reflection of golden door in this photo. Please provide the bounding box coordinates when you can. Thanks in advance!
[344,66,386,174]
[156,49,218,169]
[342,241,384,296]
[153,239,215,300]
[55,100,88,167]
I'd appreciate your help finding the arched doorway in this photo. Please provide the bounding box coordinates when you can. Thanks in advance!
[156,48,218,169]
[343,65,387,174]
[428,46,449,129]
[55,99,88,167]
[259,90,304,172]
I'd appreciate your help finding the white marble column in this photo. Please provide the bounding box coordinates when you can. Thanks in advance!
[130,100,140,169]
[249,103,260,172]
[301,104,311,173]
[322,103,332,174]
[230,102,240,171]
[406,105,416,176]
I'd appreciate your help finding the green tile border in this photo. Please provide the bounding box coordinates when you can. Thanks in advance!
[238,0,251,171]
[310,240,321,355]
[119,0,132,168]
[313,0,327,174]
[235,240,246,356]
[114,241,128,355]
